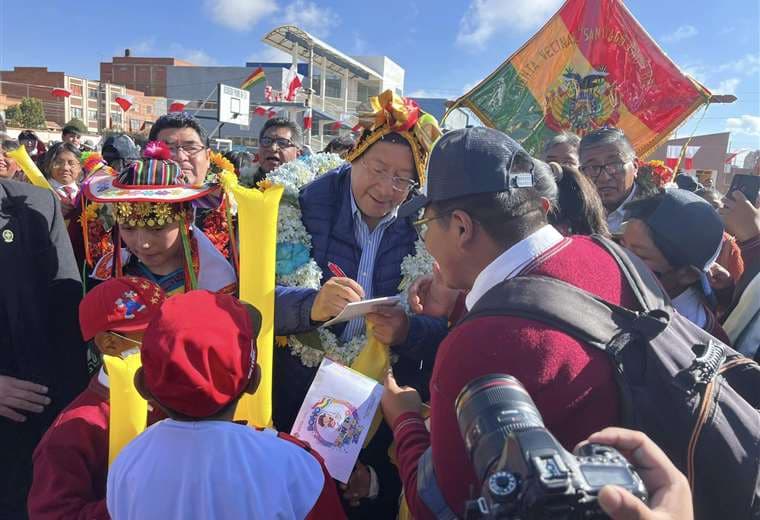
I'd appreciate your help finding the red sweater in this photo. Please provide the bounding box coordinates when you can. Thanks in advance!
[28,375,162,520]
[393,236,637,519]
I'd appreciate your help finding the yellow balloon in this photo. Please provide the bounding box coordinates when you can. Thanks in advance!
[103,353,148,465]
[6,145,52,190]
[221,171,283,428]
[350,324,390,447]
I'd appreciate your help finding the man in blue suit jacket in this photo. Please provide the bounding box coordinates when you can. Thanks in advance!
[273,92,447,519]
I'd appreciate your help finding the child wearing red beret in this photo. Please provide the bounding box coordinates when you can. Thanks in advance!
[28,277,166,520]
[107,290,345,520]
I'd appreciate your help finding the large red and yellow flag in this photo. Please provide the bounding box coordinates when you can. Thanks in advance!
[446,0,711,156]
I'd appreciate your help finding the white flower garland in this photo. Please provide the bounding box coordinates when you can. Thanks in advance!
[266,153,434,367]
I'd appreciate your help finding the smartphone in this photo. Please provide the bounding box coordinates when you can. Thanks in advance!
[728,174,760,205]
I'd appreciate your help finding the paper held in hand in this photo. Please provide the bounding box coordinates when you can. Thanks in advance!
[290,358,383,483]
[321,295,401,328]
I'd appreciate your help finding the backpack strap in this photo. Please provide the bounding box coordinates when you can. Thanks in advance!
[460,274,668,353]
[590,234,671,312]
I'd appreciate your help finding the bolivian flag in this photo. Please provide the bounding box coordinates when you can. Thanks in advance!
[241,67,266,91]
[446,0,711,156]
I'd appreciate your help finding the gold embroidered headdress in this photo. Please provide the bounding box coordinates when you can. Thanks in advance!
[346,90,442,188]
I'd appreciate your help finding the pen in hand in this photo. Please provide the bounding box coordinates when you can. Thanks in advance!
[328,262,348,278]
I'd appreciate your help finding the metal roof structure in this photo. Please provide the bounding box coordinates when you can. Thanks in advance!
[262,25,382,81]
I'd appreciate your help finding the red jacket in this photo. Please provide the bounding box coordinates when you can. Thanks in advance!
[28,375,163,520]
[393,236,638,519]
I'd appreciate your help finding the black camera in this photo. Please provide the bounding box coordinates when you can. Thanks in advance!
[456,374,648,519]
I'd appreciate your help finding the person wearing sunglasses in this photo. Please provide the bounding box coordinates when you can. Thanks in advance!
[257,117,303,179]
[579,127,657,236]
[273,91,447,519]
[28,277,167,520]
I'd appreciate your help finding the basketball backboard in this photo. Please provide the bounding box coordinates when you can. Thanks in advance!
[217,83,250,127]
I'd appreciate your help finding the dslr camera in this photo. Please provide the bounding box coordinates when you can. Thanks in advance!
[456,375,647,519]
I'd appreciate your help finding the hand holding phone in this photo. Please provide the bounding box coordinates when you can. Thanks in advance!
[728,174,760,206]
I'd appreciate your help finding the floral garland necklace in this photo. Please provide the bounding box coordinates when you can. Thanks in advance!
[262,153,434,367]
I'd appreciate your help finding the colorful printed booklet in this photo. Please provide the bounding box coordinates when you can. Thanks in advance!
[290,358,383,483]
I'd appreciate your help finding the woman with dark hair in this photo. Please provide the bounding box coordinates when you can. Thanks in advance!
[42,142,83,222]
[546,161,609,236]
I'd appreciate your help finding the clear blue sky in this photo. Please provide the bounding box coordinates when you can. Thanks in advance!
[1,0,758,153]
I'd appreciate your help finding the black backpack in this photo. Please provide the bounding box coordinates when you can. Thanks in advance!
[461,235,760,520]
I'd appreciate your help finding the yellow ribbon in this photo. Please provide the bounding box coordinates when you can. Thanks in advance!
[350,323,390,447]
[104,353,147,465]
[221,171,283,428]
[6,145,52,190]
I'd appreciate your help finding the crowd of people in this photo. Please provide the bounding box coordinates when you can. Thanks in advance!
[0,88,758,520]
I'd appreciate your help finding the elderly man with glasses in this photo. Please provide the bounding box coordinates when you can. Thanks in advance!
[578,127,656,235]
[273,91,448,519]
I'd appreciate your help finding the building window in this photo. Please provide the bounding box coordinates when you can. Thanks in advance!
[70,85,83,97]
[130,119,141,132]
[357,84,380,103]
[111,112,122,125]
[313,74,342,97]
[88,109,98,121]
[326,76,342,98]
[88,88,98,100]
[71,107,83,120]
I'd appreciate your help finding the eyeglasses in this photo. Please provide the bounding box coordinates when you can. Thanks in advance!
[52,159,80,169]
[164,143,206,157]
[361,156,418,194]
[260,136,297,149]
[580,160,632,180]
[412,212,452,239]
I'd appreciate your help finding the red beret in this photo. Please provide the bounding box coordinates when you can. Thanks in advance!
[141,290,262,418]
[79,277,166,341]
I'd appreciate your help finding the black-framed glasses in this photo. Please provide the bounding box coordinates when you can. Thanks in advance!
[260,136,297,149]
[580,160,632,180]
[361,156,419,194]
[165,143,206,157]
[412,212,452,239]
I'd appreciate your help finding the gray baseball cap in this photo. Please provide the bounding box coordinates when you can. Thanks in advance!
[398,127,535,218]
[102,134,140,161]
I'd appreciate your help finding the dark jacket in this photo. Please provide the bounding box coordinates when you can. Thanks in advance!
[273,163,447,359]
[0,180,87,519]
[272,164,447,519]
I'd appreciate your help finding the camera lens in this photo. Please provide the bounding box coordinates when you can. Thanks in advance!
[455,374,544,483]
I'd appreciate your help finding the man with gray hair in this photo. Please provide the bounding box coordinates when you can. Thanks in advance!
[578,127,648,234]
[543,131,581,168]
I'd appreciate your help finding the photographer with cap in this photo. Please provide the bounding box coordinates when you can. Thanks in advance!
[380,127,650,519]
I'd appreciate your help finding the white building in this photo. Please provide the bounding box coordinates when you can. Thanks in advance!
[163,25,406,151]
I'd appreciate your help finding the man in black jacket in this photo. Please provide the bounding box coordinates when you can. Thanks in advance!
[0,179,88,519]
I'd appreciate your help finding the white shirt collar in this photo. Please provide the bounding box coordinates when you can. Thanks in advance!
[465,225,565,310]
[50,178,79,195]
[97,367,110,389]
[671,287,708,329]
[606,184,637,235]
